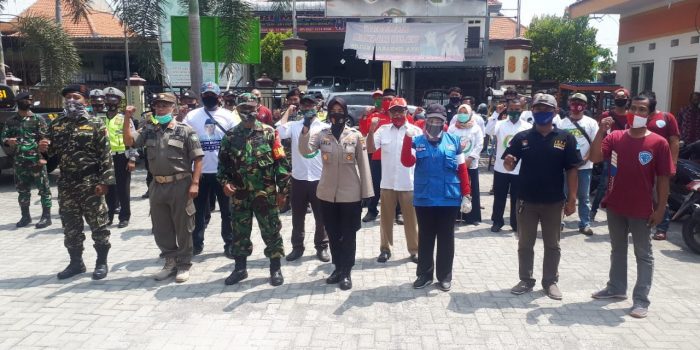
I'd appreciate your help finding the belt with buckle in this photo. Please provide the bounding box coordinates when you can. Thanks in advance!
[154,173,191,184]
[112,151,126,155]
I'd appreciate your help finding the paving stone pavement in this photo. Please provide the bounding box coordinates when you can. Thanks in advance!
[1,165,700,350]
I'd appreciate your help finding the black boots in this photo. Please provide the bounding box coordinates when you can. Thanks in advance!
[326,267,342,284]
[35,207,52,229]
[225,257,248,285]
[270,258,284,286]
[93,245,110,280]
[16,206,31,227]
[57,248,87,280]
[339,269,352,290]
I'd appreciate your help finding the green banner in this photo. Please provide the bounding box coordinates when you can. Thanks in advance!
[171,16,261,64]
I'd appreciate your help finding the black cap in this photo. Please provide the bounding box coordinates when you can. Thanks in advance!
[15,92,32,101]
[383,88,396,97]
[301,95,316,104]
[222,90,237,98]
[61,84,88,98]
[181,89,195,99]
[425,103,446,121]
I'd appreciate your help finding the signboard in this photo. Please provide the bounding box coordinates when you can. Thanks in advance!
[259,11,345,33]
[344,22,466,62]
[171,16,261,64]
[326,0,487,18]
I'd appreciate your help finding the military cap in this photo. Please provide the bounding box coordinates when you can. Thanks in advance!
[61,84,88,98]
[237,92,258,106]
[15,91,32,101]
[153,92,177,104]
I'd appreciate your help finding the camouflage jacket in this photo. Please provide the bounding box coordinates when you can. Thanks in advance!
[48,111,115,186]
[217,120,290,196]
[0,112,48,167]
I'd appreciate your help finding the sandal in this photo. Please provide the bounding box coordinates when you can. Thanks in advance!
[652,231,667,241]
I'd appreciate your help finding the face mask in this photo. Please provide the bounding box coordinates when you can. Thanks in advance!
[329,112,346,126]
[614,99,628,108]
[626,113,648,129]
[507,111,521,122]
[17,101,31,111]
[456,113,471,123]
[449,97,461,105]
[187,103,197,109]
[106,104,118,111]
[155,114,172,124]
[532,111,554,125]
[569,103,585,114]
[301,109,317,120]
[425,123,443,141]
[391,116,406,128]
[64,100,86,116]
[202,96,219,109]
[381,99,392,112]
[240,111,258,122]
[374,99,382,109]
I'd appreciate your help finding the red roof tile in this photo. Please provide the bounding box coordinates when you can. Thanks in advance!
[17,0,124,38]
[489,16,527,40]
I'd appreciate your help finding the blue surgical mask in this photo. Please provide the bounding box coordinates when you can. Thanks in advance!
[302,109,317,119]
[155,114,173,124]
[456,113,471,123]
[532,111,554,125]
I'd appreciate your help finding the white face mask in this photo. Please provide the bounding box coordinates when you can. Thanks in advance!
[632,115,648,129]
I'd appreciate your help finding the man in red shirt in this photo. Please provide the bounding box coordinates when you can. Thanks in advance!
[590,93,675,319]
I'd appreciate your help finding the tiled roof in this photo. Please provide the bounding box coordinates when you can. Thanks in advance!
[489,16,527,40]
[16,0,125,38]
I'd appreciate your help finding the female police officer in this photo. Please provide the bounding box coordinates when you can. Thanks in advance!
[400,104,472,292]
[299,97,373,290]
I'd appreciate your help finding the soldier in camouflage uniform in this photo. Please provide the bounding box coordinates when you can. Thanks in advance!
[39,84,115,281]
[0,92,52,229]
[218,93,291,287]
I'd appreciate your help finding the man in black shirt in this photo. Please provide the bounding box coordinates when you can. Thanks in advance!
[502,93,581,300]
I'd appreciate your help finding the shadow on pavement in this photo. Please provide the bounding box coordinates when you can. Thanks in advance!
[333,283,422,315]
[223,280,334,312]
[46,275,160,298]
[525,299,626,327]
[120,229,152,240]
[659,249,700,263]
[447,288,539,315]
[0,274,65,289]
[153,277,268,300]
[353,256,413,270]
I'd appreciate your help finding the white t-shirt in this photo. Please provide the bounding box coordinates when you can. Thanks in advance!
[488,119,532,174]
[557,115,599,169]
[373,123,423,191]
[447,124,484,170]
[184,107,237,174]
[276,118,326,181]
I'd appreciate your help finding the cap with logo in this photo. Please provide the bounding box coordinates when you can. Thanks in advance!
[371,89,383,98]
[388,97,408,110]
[89,89,105,98]
[569,92,587,103]
[425,103,447,121]
[181,89,196,99]
[221,90,237,99]
[153,92,177,104]
[532,94,558,108]
[614,88,631,99]
[102,87,125,99]
[200,81,221,95]
[61,84,88,98]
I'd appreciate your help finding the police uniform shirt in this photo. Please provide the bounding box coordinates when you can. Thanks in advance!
[503,128,581,204]
[133,122,204,176]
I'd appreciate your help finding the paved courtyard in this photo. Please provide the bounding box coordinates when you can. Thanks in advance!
[0,165,699,350]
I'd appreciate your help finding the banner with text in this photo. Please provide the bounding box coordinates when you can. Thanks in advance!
[327,0,487,18]
[343,22,466,62]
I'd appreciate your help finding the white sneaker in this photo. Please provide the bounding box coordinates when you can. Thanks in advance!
[175,268,190,283]
[152,257,176,281]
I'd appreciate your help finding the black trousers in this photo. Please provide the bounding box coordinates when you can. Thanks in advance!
[319,200,361,271]
[462,168,482,223]
[192,173,233,250]
[291,178,328,250]
[106,153,131,221]
[367,158,381,215]
[492,171,519,229]
[415,206,459,282]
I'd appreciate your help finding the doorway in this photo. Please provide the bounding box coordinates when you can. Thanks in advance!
[670,58,697,116]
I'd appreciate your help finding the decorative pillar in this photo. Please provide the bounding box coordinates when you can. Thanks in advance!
[125,72,147,116]
[280,38,308,91]
[5,72,22,95]
[498,38,534,95]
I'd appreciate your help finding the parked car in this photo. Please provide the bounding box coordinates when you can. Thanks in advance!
[327,91,418,127]
[349,79,378,92]
[307,76,351,100]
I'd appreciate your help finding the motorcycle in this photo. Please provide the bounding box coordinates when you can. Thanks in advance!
[669,141,700,254]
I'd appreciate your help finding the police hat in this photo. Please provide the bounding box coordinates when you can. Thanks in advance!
[15,92,32,101]
[103,87,125,99]
[89,89,105,98]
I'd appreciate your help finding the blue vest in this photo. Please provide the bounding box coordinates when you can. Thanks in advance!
[413,133,462,207]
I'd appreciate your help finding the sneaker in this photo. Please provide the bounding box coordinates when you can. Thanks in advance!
[579,226,594,236]
[175,268,190,283]
[629,305,648,318]
[362,212,378,223]
[510,280,534,295]
[413,275,433,289]
[652,231,667,241]
[591,288,627,300]
[545,284,563,300]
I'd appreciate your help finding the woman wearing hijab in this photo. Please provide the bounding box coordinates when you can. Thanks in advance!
[447,104,484,225]
[299,97,373,290]
[401,103,472,292]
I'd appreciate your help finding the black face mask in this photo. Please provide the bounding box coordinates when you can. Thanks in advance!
[106,104,118,111]
[17,101,32,111]
[449,97,461,105]
[187,103,197,109]
[614,99,628,108]
[202,96,219,109]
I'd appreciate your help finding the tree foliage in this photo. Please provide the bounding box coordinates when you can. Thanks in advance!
[254,31,292,80]
[15,16,81,90]
[114,0,167,82]
[525,15,602,83]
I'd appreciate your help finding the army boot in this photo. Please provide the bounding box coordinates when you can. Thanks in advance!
[224,257,248,285]
[152,257,177,281]
[57,248,87,280]
[269,258,284,286]
[35,206,52,229]
[92,245,110,280]
[16,206,32,227]
[339,268,352,291]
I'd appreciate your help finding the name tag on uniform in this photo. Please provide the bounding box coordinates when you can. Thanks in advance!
[79,125,93,131]
[168,139,184,148]
[416,144,426,152]
[321,136,332,146]
[53,125,65,131]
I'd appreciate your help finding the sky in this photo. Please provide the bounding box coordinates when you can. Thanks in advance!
[4,0,620,55]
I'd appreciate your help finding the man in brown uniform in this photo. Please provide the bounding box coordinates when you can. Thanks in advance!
[123,92,204,283]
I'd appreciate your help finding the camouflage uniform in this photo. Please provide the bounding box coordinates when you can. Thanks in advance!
[217,120,290,259]
[0,113,52,208]
[48,111,115,251]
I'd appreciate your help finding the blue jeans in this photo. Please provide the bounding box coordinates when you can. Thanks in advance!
[564,168,592,229]
[655,207,671,233]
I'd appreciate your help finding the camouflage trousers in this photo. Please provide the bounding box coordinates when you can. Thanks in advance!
[14,165,52,208]
[58,182,111,251]
[231,190,285,259]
